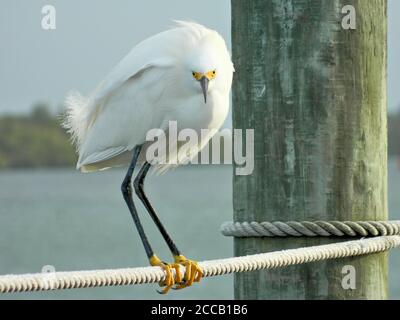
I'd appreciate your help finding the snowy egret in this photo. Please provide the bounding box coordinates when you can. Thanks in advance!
[63,21,234,294]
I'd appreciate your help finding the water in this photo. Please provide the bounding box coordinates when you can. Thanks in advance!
[0,161,399,300]
[0,165,234,300]
[388,159,400,299]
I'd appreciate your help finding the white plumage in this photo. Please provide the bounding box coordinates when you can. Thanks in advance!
[63,21,234,173]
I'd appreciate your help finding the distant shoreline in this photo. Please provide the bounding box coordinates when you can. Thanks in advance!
[1,105,400,169]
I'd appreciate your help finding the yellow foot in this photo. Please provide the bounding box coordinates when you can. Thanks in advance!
[172,255,203,290]
[149,255,183,294]
[149,254,203,294]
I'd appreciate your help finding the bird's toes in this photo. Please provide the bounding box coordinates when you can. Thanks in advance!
[173,255,203,289]
[151,254,203,292]
[150,255,179,294]
[158,263,174,289]
[170,263,183,284]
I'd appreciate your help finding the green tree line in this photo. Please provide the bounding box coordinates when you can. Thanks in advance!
[0,104,76,168]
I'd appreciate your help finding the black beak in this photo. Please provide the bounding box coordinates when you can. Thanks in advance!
[199,76,209,103]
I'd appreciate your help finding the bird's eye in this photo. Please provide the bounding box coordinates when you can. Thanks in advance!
[192,72,196,76]
[213,70,216,74]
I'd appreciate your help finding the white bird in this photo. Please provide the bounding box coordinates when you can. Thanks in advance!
[63,21,234,294]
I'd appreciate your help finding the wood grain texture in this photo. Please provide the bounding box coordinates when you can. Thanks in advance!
[232,0,388,299]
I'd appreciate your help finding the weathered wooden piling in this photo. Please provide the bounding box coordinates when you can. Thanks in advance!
[232,0,388,299]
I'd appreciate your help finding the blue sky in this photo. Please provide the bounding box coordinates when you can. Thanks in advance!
[0,0,399,114]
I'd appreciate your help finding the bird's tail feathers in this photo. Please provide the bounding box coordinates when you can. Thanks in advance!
[62,91,89,151]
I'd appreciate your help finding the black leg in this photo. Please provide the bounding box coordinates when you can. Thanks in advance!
[134,161,182,257]
[121,150,203,294]
[121,145,154,259]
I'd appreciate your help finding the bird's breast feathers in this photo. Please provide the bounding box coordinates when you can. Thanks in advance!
[166,90,229,132]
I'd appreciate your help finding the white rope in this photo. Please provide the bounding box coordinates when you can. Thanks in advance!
[1,235,399,293]
[221,220,400,237]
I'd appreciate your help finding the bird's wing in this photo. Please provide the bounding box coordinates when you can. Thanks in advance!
[79,146,127,166]
[76,64,170,170]
[85,58,172,129]
[85,22,210,123]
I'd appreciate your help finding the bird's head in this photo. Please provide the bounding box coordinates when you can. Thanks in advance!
[185,33,234,104]
[191,70,216,103]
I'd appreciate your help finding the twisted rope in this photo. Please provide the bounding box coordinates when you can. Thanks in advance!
[1,235,399,293]
[221,220,400,238]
